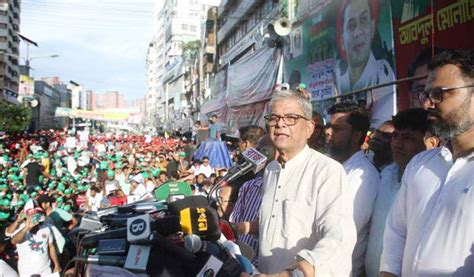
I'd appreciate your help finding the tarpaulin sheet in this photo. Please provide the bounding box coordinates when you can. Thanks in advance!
[200,69,227,114]
[227,47,281,107]
[227,100,270,129]
[193,140,233,168]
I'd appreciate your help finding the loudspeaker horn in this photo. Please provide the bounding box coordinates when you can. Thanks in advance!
[274,17,291,37]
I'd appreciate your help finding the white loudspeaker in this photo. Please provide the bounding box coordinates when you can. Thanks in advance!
[30,99,38,107]
[274,17,291,36]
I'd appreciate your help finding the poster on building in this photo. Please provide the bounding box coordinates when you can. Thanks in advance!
[19,75,35,97]
[284,0,396,128]
[391,0,474,109]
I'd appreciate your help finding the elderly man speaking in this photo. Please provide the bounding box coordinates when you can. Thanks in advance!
[256,89,356,276]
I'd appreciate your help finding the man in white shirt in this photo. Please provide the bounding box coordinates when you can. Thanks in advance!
[325,103,380,276]
[194,156,214,178]
[365,108,438,277]
[7,210,62,276]
[254,89,356,276]
[381,49,474,276]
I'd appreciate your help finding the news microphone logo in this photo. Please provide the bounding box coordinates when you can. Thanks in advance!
[129,218,146,236]
[127,214,151,243]
[197,208,208,232]
[242,147,267,173]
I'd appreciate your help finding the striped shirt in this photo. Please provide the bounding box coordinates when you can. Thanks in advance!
[229,175,263,267]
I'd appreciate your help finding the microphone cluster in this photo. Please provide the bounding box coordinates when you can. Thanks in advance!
[72,196,255,276]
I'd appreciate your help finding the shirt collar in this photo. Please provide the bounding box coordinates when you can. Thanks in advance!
[438,145,474,163]
[343,150,366,167]
[277,145,311,170]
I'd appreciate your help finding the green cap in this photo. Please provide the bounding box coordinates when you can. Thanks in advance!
[48,183,55,189]
[30,192,37,198]
[62,205,71,212]
[142,172,150,179]
[43,152,49,158]
[0,212,9,220]
[57,183,65,191]
[116,162,123,169]
[151,168,161,177]
[107,170,115,177]
[56,197,64,203]
[5,194,11,200]
[0,199,10,206]
[35,152,42,159]
[19,194,29,201]
[179,152,186,158]
[14,200,25,207]
[64,188,72,195]
[50,169,56,176]
[0,185,7,190]
[35,186,42,191]
[100,161,108,169]
[77,185,85,192]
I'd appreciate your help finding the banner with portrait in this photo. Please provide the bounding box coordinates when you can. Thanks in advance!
[391,0,474,109]
[19,75,35,97]
[284,0,397,128]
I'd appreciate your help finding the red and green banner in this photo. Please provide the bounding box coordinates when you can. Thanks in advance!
[391,0,474,109]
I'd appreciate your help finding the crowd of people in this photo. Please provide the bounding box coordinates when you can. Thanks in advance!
[0,49,472,276]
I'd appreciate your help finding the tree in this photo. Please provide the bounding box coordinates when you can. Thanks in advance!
[0,101,32,132]
[182,40,201,60]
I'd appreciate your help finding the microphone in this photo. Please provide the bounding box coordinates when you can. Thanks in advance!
[208,147,268,204]
[184,234,222,258]
[219,147,267,185]
[167,197,222,241]
[81,228,128,249]
[235,254,253,274]
[81,216,181,249]
[184,234,202,253]
[149,232,229,275]
[74,255,126,266]
[148,231,197,265]
[116,201,167,214]
[101,213,181,233]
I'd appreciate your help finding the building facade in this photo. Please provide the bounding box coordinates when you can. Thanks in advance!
[30,80,61,131]
[0,0,20,104]
[145,0,220,132]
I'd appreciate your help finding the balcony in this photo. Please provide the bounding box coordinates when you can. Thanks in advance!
[217,0,258,44]
[217,0,231,18]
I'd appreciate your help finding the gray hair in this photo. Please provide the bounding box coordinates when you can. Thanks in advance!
[269,89,313,119]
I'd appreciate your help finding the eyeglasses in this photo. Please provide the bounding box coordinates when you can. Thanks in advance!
[264,114,309,126]
[419,85,474,104]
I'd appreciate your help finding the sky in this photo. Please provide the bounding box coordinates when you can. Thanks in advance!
[20,0,159,101]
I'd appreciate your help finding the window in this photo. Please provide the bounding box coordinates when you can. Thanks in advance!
[0,23,6,29]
